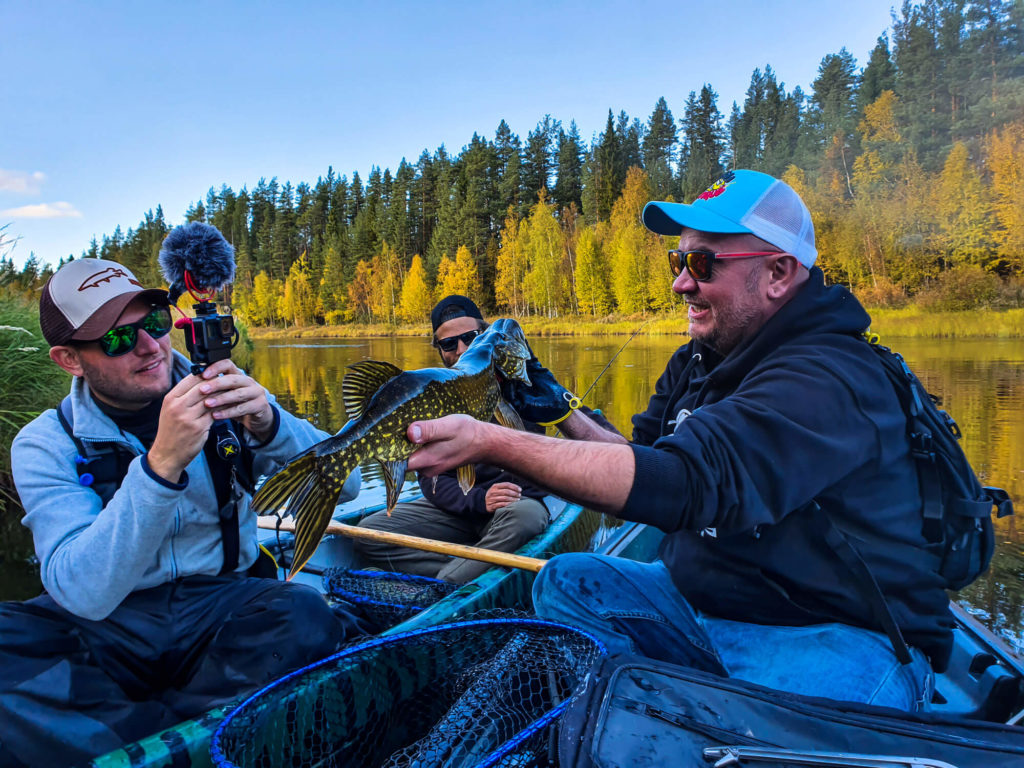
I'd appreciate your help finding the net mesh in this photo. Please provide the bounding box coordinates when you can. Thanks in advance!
[323,567,460,629]
[210,617,606,768]
[744,180,816,263]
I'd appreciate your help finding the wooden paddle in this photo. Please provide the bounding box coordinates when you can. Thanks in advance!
[257,516,548,573]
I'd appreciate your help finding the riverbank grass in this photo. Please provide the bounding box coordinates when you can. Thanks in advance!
[249,308,1024,340]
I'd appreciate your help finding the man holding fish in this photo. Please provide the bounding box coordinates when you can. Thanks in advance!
[353,295,550,583]
[404,170,950,713]
[0,254,364,766]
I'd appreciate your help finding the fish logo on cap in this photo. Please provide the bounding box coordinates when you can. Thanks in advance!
[696,170,736,201]
[78,267,143,291]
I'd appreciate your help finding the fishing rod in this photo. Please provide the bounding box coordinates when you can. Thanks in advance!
[577,319,651,404]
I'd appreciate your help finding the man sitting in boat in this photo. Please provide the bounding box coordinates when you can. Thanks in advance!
[0,257,363,766]
[354,294,550,583]
[404,170,952,712]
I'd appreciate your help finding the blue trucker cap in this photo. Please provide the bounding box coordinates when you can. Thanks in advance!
[642,170,817,268]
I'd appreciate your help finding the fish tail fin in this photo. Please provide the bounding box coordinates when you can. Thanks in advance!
[251,451,350,580]
[287,469,350,580]
[251,451,318,513]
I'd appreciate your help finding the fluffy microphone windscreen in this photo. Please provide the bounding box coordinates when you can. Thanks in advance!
[159,221,236,291]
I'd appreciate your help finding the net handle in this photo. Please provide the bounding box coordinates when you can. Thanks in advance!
[257,516,548,573]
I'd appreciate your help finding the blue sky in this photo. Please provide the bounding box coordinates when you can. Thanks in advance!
[2,0,900,270]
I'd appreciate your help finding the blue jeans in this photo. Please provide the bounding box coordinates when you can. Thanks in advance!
[532,553,934,712]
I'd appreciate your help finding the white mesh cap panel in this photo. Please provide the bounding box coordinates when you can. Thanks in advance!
[740,181,817,267]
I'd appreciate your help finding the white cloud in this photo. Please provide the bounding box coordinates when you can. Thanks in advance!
[0,202,82,219]
[0,169,46,195]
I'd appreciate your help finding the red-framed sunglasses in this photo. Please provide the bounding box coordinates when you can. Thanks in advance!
[668,249,782,282]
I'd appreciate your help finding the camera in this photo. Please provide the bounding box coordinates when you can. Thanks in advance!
[181,299,238,374]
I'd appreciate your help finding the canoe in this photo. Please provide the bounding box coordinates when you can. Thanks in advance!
[86,492,628,768]
[207,524,1024,768]
[585,524,1024,723]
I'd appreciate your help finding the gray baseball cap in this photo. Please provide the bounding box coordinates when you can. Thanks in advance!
[39,258,168,347]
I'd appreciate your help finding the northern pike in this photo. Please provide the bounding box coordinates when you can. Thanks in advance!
[251,318,533,578]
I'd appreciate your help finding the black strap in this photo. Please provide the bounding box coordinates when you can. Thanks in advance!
[61,396,255,575]
[203,420,244,575]
[58,396,132,505]
[57,397,87,457]
[816,505,914,665]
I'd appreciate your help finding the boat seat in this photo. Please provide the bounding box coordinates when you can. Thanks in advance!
[931,624,1023,722]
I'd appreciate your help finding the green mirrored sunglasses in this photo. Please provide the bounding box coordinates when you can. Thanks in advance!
[91,306,173,357]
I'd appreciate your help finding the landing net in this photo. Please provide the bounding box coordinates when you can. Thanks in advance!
[210,617,606,768]
[323,567,459,628]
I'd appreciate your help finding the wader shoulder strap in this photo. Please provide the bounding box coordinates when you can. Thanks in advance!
[57,396,133,506]
[202,419,257,575]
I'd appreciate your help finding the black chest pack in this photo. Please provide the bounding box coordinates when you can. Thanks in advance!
[56,396,257,575]
[825,337,1014,663]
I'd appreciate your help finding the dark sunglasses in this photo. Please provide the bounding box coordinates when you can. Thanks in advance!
[668,249,782,282]
[86,306,173,357]
[434,329,482,353]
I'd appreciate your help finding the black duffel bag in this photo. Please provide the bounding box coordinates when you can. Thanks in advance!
[558,655,1024,768]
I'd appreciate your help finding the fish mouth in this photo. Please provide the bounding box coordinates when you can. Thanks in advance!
[490,318,532,385]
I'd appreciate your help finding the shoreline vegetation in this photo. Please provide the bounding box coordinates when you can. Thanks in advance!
[248,307,1024,341]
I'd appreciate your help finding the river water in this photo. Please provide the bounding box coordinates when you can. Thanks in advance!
[2,333,1021,656]
[251,333,1024,657]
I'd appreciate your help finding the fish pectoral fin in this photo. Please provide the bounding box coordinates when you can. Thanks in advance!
[342,360,403,422]
[456,464,476,495]
[494,397,525,431]
[378,459,408,513]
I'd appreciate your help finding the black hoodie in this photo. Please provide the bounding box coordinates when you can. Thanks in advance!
[624,268,953,671]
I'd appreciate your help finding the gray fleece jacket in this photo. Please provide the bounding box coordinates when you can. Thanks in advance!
[11,351,360,620]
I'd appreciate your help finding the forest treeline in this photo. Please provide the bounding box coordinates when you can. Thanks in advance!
[3,0,1024,326]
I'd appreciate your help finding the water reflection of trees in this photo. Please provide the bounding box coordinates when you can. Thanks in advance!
[252,335,1024,649]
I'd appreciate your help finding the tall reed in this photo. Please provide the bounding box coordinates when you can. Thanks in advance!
[0,296,70,506]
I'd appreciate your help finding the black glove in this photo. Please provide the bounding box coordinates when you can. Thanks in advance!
[500,350,581,427]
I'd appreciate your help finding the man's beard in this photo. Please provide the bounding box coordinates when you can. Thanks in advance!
[78,354,172,409]
[688,266,764,355]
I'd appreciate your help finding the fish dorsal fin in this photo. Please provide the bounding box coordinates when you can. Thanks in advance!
[343,360,403,421]
[456,464,476,495]
[377,459,408,513]
[494,398,525,431]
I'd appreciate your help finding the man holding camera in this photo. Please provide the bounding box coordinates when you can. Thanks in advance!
[0,257,363,766]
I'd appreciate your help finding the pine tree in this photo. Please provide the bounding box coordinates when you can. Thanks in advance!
[643,97,677,199]
[680,86,725,201]
[810,49,860,190]
[494,122,524,220]
[594,110,624,221]
[522,115,558,204]
[858,35,896,116]
[458,133,493,259]
[553,121,584,212]
[618,111,644,173]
